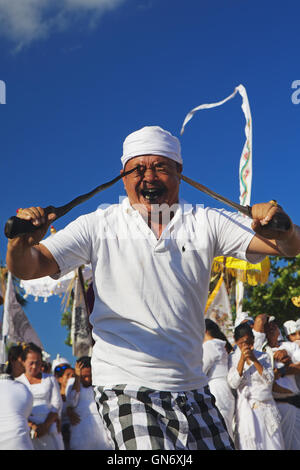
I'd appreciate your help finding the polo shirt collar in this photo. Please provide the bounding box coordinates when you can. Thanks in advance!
[121,196,193,216]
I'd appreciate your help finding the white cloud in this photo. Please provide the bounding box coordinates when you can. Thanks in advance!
[0,0,126,51]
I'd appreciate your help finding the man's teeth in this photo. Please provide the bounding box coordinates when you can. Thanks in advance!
[142,189,162,200]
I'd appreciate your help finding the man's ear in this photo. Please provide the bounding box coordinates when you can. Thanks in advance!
[176,163,183,183]
[120,168,126,189]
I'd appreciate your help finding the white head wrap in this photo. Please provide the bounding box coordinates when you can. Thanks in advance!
[121,126,182,168]
[283,319,300,336]
[51,355,70,373]
[234,311,254,328]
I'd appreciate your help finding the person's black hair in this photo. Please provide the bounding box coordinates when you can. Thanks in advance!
[6,344,23,374]
[76,356,91,368]
[205,318,233,353]
[234,322,254,342]
[21,342,43,362]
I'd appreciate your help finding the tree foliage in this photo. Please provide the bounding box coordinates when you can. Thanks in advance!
[242,255,300,326]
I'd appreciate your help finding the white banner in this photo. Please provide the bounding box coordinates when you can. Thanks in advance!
[180,85,253,315]
[2,272,43,349]
[71,269,93,358]
[236,85,252,312]
[180,84,252,208]
[205,276,234,343]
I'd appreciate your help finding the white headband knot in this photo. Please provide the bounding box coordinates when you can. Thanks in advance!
[283,319,300,336]
[121,126,182,168]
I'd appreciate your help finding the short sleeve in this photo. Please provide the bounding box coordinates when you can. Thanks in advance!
[207,208,266,264]
[202,341,218,376]
[41,213,93,278]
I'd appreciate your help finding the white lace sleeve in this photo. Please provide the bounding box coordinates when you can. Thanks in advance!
[227,366,243,389]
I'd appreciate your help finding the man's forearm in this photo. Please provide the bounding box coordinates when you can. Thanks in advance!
[6,238,41,279]
[252,358,263,376]
[237,357,245,376]
[6,237,58,280]
[276,225,300,257]
[285,362,300,375]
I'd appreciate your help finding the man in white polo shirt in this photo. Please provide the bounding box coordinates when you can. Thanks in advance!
[6,126,300,450]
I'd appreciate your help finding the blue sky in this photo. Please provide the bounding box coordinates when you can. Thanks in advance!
[0,0,300,366]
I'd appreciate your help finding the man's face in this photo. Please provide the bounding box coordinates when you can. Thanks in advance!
[236,334,254,350]
[122,155,182,217]
[23,352,42,378]
[80,367,92,387]
[265,321,280,343]
[14,356,25,376]
[289,330,300,342]
[58,367,74,386]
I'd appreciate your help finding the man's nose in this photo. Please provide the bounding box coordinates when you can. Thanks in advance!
[142,167,157,181]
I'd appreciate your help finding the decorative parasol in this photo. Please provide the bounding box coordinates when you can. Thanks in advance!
[20,266,92,302]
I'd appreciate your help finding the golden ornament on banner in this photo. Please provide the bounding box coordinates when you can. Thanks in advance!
[211,256,270,286]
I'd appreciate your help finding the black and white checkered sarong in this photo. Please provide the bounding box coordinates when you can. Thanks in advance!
[94,384,234,450]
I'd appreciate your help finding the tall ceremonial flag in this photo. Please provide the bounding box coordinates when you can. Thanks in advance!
[180,84,253,208]
[180,84,253,314]
[1,272,43,357]
[71,267,93,358]
[238,85,252,207]
[236,85,252,313]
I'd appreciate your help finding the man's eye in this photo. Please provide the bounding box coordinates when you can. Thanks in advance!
[155,165,168,172]
[136,165,145,173]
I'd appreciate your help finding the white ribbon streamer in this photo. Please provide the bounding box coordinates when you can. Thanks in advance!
[180,84,253,207]
[180,87,239,136]
[180,85,253,316]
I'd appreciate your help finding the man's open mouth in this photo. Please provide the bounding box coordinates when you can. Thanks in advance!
[140,187,165,202]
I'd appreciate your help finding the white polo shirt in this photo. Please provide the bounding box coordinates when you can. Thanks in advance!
[42,197,263,391]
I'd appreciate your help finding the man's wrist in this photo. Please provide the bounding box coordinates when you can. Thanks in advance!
[277,365,287,377]
[276,224,298,256]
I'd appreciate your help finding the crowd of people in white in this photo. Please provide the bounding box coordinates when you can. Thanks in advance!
[203,313,300,450]
[1,313,300,451]
[0,344,113,450]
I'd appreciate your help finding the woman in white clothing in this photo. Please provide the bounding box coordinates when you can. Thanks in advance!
[202,319,235,440]
[17,343,64,450]
[228,323,284,450]
[0,373,34,450]
[0,345,34,450]
[6,344,26,378]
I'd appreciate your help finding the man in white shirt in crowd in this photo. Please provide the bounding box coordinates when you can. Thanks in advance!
[6,125,300,450]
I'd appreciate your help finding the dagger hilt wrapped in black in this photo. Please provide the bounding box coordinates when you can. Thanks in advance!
[5,206,56,239]
[4,167,137,239]
[245,205,291,232]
